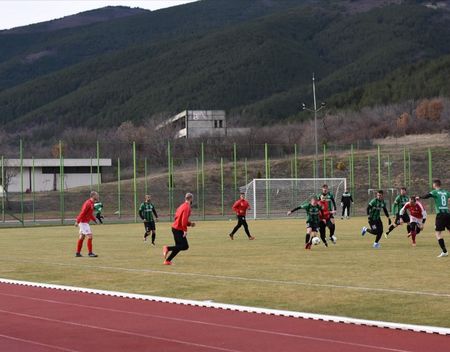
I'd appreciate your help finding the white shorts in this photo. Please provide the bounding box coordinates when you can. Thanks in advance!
[78,223,92,235]
[410,216,424,227]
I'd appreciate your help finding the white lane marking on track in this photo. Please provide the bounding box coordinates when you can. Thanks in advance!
[2,278,449,336]
[0,309,241,352]
[0,291,420,352]
[1,257,449,298]
[0,333,80,352]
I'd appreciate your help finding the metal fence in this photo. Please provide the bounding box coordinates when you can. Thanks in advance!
[0,138,449,226]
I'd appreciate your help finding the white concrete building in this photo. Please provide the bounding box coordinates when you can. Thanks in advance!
[157,110,227,139]
[0,159,112,193]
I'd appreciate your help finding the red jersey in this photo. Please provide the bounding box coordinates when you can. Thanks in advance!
[400,201,427,219]
[172,202,192,232]
[76,198,96,224]
[232,199,250,216]
[318,200,330,220]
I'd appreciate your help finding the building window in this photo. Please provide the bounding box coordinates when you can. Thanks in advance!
[42,166,96,174]
[214,120,223,128]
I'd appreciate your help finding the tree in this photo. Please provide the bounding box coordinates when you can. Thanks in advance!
[416,98,443,121]
[396,112,410,131]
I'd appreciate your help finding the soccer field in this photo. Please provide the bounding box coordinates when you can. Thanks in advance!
[0,217,449,328]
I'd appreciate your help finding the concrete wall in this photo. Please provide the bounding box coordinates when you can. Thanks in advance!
[186,110,227,138]
[6,168,102,192]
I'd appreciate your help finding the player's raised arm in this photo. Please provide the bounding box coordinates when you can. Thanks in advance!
[287,205,303,216]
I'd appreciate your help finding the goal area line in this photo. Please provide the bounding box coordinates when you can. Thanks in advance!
[1,278,448,336]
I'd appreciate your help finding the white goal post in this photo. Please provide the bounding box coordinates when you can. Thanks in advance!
[241,178,347,220]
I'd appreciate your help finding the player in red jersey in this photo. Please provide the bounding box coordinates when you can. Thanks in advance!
[229,192,255,240]
[399,196,427,246]
[162,193,196,265]
[319,195,337,246]
[74,191,99,257]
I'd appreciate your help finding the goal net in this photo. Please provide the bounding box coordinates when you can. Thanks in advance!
[241,178,347,219]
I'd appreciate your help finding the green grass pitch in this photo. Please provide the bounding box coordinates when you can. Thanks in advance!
[0,217,449,328]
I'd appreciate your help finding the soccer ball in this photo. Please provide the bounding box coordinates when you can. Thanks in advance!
[312,237,321,245]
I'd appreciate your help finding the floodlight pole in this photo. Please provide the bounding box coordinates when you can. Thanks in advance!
[312,73,318,178]
[302,73,325,179]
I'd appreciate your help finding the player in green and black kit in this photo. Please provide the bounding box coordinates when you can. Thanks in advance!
[361,190,391,248]
[318,184,337,242]
[94,201,104,224]
[287,196,323,250]
[419,179,450,257]
[385,187,409,238]
[139,194,159,246]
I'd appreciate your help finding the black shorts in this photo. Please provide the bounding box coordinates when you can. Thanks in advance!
[144,221,156,232]
[306,222,320,232]
[395,213,410,225]
[368,219,383,235]
[435,213,450,232]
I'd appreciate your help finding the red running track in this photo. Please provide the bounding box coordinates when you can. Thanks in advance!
[0,282,448,352]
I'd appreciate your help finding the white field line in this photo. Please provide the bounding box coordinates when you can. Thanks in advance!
[1,256,450,299]
[1,278,449,336]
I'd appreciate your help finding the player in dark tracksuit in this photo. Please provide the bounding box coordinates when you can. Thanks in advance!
[340,190,353,219]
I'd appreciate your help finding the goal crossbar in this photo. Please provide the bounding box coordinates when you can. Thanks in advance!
[241,178,347,220]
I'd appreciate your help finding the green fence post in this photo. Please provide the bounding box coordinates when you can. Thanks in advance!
[294,144,298,178]
[144,157,148,195]
[59,140,64,225]
[244,158,248,186]
[133,141,137,223]
[90,157,93,191]
[96,140,100,193]
[377,145,381,190]
[323,144,327,178]
[313,159,316,178]
[428,148,433,188]
[330,157,334,178]
[1,155,4,223]
[168,141,172,219]
[368,155,371,188]
[350,144,355,194]
[408,149,411,187]
[265,143,269,217]
[117,157,121,219]
[220,157,224,216]
[387,155,391,189]
[32,157,35,223]
[403,147,407,186]
[196,157,199,211]
[233,143,237,198]
[20,139,24,224]
[171,156,175,216]
[201,142,205,220]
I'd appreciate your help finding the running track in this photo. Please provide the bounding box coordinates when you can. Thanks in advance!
[0,280,448,352]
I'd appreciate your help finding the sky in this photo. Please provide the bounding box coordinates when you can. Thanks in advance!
[0,0,199,30]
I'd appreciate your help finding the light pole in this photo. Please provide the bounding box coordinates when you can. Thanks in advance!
[302,73,325,178]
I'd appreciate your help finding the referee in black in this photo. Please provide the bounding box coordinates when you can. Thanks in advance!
[341,189,353,219]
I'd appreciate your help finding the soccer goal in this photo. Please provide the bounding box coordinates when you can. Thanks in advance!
[241,178,347,219]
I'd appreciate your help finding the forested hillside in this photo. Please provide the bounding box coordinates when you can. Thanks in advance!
[0,0,449,142]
